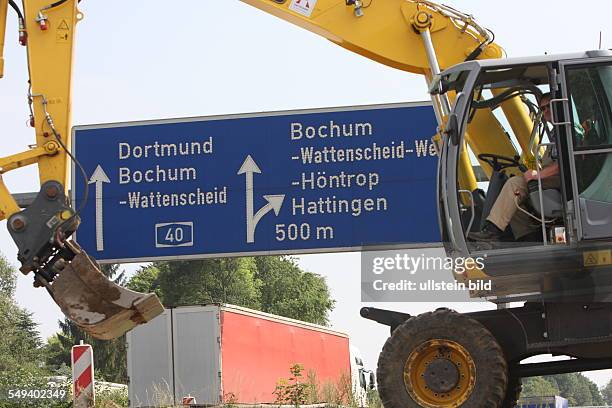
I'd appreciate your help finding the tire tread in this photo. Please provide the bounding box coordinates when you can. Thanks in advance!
[377,309,507,408]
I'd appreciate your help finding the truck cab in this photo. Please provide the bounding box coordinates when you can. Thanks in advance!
[350,345,373,407]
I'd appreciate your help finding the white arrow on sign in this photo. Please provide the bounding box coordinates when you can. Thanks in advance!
[237,155,285,243]
[253,194,285,227]
[88,165,110,251]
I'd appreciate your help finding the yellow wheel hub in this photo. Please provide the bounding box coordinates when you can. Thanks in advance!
[404,339,476,407]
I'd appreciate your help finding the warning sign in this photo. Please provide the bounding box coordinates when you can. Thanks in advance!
[583,249,612,267]
[289,0,317,17]
[57,19,70,30]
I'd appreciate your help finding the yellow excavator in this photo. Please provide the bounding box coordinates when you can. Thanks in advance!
[2,0,612,406]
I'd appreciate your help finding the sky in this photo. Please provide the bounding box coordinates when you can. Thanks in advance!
[1,0,611,388]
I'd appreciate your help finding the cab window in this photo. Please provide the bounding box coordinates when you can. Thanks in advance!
[566,63,612,203]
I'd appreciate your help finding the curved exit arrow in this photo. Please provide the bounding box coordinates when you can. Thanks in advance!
[237,155,285,243]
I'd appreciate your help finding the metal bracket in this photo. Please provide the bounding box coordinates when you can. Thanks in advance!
[549,98,571,126]
[7,180,79,274]
[458,189,475,236]
[549,68,561,91]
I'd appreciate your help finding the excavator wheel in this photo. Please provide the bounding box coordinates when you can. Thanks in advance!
[500,374,522,408]
[377,309,508,408]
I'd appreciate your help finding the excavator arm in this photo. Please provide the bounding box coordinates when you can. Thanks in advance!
[0,0,535,339]
[245,0,496,75]
[0,0,163,340]
[241,0,536,187]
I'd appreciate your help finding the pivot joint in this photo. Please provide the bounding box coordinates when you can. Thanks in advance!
[412,10,433,32]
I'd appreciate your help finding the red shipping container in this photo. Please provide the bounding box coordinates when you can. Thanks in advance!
[221,307,351,403]
[127,304,360,407]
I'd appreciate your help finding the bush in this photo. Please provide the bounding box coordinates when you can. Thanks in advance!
[366,388,383,408]
[94,384,128,408]
[0,367,71,408]
[274,364,309,407]
[274,364,364,407]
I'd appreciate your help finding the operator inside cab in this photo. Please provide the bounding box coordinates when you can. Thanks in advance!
[469,93,560,243]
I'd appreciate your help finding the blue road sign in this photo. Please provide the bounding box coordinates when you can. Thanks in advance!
[72,102,440,263]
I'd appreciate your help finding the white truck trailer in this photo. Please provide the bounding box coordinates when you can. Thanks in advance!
[126,304,371,407]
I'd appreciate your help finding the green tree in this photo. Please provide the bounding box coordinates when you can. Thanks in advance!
[0,296,43,372]
[255,256,334,325]
[521,376,559,398]
[43,334,70,370]
[0,255,16,297]
[602,378,612,405]
[589,379,605,405]
[0,255,43,372]
[0,254,61,408]
[129,256,335,325]
[126,264,161,296]
[521,373,603,406]
[546,373,599,406]
[155,258,261,307]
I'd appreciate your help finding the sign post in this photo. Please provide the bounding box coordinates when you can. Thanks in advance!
[71,343,95,408]
[72,102,440,263]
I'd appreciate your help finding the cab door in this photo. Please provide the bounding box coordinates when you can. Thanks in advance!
[438,87,473,254]
[559,57,612,240]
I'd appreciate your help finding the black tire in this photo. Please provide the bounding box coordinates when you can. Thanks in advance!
[500,374,522,408]
[377,309,508,408]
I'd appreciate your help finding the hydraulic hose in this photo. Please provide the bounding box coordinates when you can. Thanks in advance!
[8,0,24,20]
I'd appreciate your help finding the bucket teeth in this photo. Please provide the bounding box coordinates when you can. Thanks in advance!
[49,243,163,340]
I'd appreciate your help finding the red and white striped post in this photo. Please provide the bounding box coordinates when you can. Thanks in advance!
[71,343,95,408]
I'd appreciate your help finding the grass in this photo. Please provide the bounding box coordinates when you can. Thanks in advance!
[103,364,379,408]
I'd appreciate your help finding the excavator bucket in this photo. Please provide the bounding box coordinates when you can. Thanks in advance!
[48,244,164,340]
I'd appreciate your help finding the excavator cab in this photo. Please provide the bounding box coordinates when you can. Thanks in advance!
[435,50,612,302]
[367,50,612,408]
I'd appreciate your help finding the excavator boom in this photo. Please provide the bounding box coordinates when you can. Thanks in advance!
[0,0,163,340]
[240,0,537,187]
[0,0,538,340]
[242,0,501,75]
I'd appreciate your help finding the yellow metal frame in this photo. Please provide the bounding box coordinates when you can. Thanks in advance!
[241,0,532,193]
[0,0,533,222]
[0,0,79,221]
[0,0,7,77]
[244,0,500,75]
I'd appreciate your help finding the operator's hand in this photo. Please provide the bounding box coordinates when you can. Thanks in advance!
[523,169,538,182]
